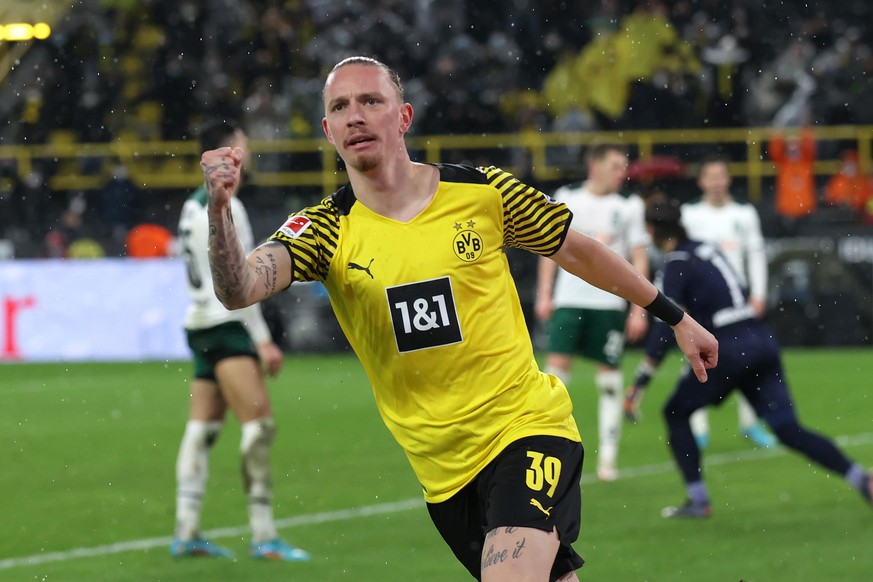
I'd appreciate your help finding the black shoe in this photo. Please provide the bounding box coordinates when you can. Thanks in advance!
[661,499,712,519]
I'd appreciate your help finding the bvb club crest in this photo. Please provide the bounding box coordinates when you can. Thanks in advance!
[452,219,483,262]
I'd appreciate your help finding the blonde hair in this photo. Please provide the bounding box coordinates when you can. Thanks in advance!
[325,56,404,101]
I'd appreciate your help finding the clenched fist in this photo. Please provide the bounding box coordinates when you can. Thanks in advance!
[201,146,244,209]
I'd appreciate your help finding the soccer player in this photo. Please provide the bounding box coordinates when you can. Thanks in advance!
[172,120,309,561]
[680,155,777,449]
[625,200,872,518]
[534,143,649,481]
[201,57,717,581]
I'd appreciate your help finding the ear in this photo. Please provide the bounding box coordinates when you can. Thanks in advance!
[322,117,335,145]
[399,103,414,135]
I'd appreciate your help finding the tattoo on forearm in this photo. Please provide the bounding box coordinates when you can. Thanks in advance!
[207,209,252,306]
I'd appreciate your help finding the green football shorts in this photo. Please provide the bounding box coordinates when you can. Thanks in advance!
[185,321,257,380]
[547,307,627,367]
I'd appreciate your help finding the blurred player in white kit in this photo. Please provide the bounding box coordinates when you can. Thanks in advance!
[680,154,777,450]
[171,119,309,561]
[535,142,650,481]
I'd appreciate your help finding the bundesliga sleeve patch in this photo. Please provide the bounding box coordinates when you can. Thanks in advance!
[279,215,312,239]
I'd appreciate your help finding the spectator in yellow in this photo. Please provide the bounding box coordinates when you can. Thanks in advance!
[572,22,629,122]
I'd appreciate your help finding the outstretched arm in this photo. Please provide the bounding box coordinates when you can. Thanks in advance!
[625,244,650,342]
[551,230,656,307]
[201,147,292,309]
[534,256,559,323]
[551,229,718,381]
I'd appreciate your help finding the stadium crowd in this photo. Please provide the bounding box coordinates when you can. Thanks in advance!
[1,0,872,258]
[9,0,873,144]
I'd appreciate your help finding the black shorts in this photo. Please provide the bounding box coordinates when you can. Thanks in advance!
[426,435,585,581]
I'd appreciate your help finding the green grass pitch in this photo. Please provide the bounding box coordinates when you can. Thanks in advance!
[1,349,871,581]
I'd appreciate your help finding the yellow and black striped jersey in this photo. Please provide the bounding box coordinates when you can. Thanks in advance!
[269,164,581,503]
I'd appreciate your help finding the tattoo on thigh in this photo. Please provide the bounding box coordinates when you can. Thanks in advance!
[481,528,527,571]
[481,543,508,570]
[512,537,527,559]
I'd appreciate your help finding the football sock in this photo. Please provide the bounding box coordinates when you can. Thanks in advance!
[175,420,223,541]
[687,481,710,507]
[545,365,571,387]
[241,417,278,543]
[845,463,871,499]
[689,407,709,439]
[596,370,624,469]
[736,394,760,431]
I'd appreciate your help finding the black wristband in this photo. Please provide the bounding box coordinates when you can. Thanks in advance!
[644,291,684,326]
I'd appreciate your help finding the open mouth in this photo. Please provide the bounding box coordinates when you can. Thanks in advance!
[346,134,375,148]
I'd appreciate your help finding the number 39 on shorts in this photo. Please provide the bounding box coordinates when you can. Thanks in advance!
[525,451,562,497]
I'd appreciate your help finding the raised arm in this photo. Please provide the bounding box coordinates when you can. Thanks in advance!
[551,229,718,381]
[201,147,292,309]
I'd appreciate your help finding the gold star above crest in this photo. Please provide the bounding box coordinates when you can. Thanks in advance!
[466,220,476,228]
[453,222,463,231]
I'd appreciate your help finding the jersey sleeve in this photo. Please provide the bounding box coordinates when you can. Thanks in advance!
[479,166,573,256]
[741,205,768,301]
[625,195,651,249]
[552,184,572,204]
[239,303,272,345]
[267,199,338,283]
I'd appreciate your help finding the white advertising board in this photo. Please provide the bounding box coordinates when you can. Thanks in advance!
[0,259,191,362]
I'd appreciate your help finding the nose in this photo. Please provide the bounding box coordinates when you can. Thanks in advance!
[345,101,365,126]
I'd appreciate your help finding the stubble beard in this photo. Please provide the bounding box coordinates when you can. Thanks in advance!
[347,152,380,173]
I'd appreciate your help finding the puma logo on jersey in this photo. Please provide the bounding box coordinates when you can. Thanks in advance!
[530,498,553,517]
[348,258,375,279]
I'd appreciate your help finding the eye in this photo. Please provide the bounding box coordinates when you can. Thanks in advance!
[332,103,346,112]
[366,97,379,106]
